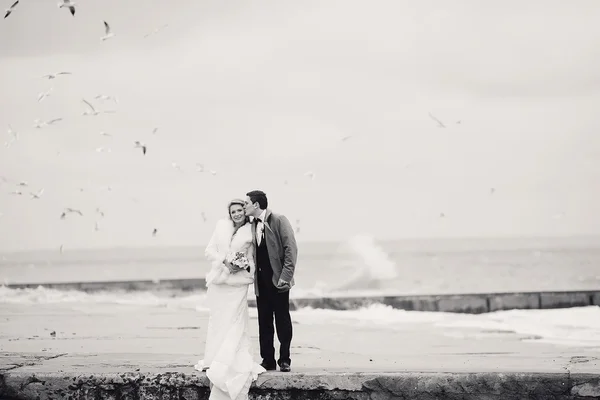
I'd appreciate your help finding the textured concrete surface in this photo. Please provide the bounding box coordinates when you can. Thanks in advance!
[1,302,599,399]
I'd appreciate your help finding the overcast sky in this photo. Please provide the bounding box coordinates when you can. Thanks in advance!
[1,0,599,251]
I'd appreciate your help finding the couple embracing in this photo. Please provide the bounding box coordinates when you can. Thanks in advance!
[194,190,298,400]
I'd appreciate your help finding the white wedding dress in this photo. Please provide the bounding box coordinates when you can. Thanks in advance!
[195,219,266,400]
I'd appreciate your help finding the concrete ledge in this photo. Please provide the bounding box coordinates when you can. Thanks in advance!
[248,290,600,314]
[5,279,205,293]
[1,371,599,400]
[5,281,600,314]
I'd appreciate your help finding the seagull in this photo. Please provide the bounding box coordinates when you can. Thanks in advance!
[7,125,18,140]
[4,125,18,148]
[37,88,53,102]
[209,170,217,176]
[18,181,27,186]
[42,71,71,79]
[95,94,118,104]
[59,244,64,254]
[99,131,112,137]
[60,208,83,219]
[341,135,352,142]
[81,98,99,116]
[152,228,158,237]
[172,162,182,171]
[304,171,315,180]
[4,0,18,18]
[201,212,207,223]
[134,141,147,155]
[152,127,158,134]
[33,118,62,128]
[58,0,75,16]
[96,207,104,217]
[94,221,99,231]
[9,190,22,195]
[101,20,115,41]
[490,188,495,195]
[144,24,168,38]
[195,163,204,172]
[428,113,446,128]
[30,189,44,199]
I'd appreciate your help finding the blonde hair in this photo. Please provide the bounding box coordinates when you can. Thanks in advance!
[228,199,249,227]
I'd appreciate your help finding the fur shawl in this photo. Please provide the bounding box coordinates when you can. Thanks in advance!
[205,219,255,287]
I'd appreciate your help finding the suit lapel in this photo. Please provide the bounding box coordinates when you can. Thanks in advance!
[263,209,273,235]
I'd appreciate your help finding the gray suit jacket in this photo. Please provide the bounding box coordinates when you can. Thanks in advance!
[251,209,298,296]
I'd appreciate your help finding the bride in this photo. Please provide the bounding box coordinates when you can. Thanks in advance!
[195,199,266,400]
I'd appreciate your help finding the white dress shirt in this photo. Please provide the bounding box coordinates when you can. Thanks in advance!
[255,209,266,245]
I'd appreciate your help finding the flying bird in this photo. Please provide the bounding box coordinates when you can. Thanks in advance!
[4,0,18,18]
[428,113,446,128]
[30,189,44,199]
[81,98,98,116]
[195,163,204,172]
[81,98,114,116]
[101,20,115,41]
[152,127,158,134]
[304,171,315,180]
[152,228,158,237]
[33,118,62,128]
[60,208,83,219]
[134,141,147,155]
[42,71,71,79]
[58,0,75,16]
[37,88,53,102]
[95,94,118,104]
[4,125,18,147]
[99,131,112,137]
[144,24,168,38]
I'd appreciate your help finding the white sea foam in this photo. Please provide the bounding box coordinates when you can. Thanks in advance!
[2,286,599,349]
[291,303,600,348]
[0,286,209,311]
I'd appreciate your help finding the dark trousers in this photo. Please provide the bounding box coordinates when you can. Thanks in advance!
[256,282,293,366]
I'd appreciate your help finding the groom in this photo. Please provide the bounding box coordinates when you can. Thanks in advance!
[244,190,298,372]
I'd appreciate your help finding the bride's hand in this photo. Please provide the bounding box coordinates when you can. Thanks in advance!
[223,259,234,272]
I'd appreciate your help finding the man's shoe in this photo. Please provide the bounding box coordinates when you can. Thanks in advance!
[260,361,276,371]
[279,362,291,372]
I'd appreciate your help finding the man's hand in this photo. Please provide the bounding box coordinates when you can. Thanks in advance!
[276,278,291,290]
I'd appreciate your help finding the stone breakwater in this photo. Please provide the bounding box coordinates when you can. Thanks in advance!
[1,371,599,400]
[265,290,600,314]
[7,278,600,314]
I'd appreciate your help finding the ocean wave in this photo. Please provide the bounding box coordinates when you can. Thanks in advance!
[0,285,209,311]
[291,303,600,348]
[2,286,600,349]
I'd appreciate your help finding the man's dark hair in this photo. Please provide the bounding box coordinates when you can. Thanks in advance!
[246,190,268,210]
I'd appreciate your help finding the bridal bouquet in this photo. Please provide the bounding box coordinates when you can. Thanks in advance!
[226,251,251,272]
